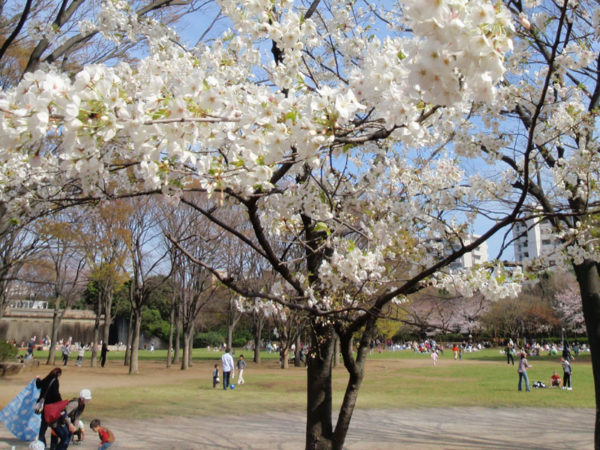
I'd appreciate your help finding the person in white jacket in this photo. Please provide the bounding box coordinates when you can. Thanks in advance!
[221,348,235,390]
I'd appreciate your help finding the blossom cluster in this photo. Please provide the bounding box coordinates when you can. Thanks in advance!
[433,265,524,301]
[0,0,521,317]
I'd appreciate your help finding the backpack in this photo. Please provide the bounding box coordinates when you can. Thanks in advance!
[43,399,69,424]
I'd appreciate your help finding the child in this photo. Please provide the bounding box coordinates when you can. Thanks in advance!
[550,371,562,388]
[76,346,85,367]
[431,350,439,366]
[90,418,115,449]
[73,419,86,443]
[237,355,246,385]
[212,364,220,388]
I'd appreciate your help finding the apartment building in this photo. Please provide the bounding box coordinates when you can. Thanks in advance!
[513,217,561,267]
[448,236,488,270]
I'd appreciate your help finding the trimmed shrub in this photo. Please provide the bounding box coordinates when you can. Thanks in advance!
[0,341,18,361]
[194,331,225,348]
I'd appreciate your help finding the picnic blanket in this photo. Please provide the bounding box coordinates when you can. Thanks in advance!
[0,379,41,441]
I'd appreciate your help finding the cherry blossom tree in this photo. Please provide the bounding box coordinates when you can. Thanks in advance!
[554,281,586,335]
[0,0,526,447]
[0,0,221,86]
[464,1,600,444]
[402,289,490,337]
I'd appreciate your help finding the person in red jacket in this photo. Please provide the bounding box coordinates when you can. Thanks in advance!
[90,418,115,449]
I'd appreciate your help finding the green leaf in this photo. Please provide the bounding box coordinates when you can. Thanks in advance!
[314,221,330,236]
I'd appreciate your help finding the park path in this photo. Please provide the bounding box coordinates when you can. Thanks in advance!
[0,407,594,449]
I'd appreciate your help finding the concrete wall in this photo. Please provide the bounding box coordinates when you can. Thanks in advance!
[0,308,102,345]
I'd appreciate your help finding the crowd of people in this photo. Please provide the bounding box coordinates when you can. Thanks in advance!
[504,338,578,392]
[1,333,586,448]
[12,336,113,369]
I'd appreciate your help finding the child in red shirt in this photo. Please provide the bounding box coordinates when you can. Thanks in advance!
[550,371,562,387]
[90,418,115,449]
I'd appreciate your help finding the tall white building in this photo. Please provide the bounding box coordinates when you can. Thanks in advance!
[513,217,561,267]
[449,236,488,270]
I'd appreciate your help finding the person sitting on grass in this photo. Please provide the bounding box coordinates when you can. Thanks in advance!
[550,371,561,388]
[90,418,115,450]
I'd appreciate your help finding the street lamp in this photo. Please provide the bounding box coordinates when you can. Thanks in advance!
[561,327,565,348]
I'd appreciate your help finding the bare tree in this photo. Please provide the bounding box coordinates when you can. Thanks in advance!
[125,196,170,374]
[163,195,236,369]
[0,221,39,319]
[79,200,130,366]
[29,210,87,364]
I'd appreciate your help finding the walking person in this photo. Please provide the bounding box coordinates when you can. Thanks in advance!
[221,347,235,390]
[561,357,573,390]
[100,342,109,368]
[562,344,573,362]
[76,345,85,367]
[35,368,62,447]
[27,337,35,359]
[517,352,532,392]
[61,343,71,366]
[505,344,514,365]
[237,355,246,385]
[431,350,439,366]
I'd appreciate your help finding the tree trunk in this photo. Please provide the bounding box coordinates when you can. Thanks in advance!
[181,330,190,370]
[331,326,372,448]
[181,326,194,370]
[227,298,241,350]
[102,290,113,346]
[167,292,176,368]
[90,297,102,367]
[173,306,181,364]
[188,330,193,368]
[280,347,289,369]
[295,333,302,367]
[573,260,600,449]
[227,323,234,350]
[46,308,60,365]
[305,323,335,450]
[129,308,142,374]
[333,333,340,368]
[90,317,100,368]
[253,318,262,364]
[124,310,133,366]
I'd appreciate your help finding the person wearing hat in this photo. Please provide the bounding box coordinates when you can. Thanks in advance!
[51,389,92,450]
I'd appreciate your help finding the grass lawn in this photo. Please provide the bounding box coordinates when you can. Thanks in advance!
[19,347,593,421]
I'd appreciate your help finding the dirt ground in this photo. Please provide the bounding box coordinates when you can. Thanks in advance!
[0,360,594,449]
